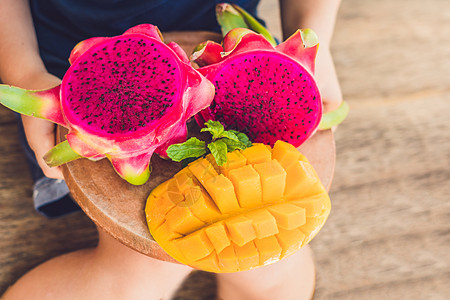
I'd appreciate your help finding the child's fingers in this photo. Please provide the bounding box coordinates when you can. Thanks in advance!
[21,116,65,180]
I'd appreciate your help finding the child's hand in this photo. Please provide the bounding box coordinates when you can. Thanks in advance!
[315,44,343,114]
[18,72,64,179]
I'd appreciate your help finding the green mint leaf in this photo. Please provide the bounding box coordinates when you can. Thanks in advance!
[221,138,247,152]
[207,140,228,166]
[200,120,224,140]
[166,137,206,162]
[229,130,252,147]
[239,133,252,147]
[218,130,240,142]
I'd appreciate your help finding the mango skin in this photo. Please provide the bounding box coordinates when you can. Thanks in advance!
[145,141,330,273]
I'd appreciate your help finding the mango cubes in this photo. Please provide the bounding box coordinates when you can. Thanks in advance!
[145,141,330,272]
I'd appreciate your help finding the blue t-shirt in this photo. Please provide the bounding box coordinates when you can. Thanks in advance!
[30,0,262,78]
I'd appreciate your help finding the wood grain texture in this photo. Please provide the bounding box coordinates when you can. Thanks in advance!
[0,107,16,125]
[1,0,450,299]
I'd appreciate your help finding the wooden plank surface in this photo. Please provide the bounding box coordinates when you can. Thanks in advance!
[1,0,450,298]
[311,0,450,298]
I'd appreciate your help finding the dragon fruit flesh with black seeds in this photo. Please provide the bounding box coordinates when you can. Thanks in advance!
[193,28,322,147]
[0,24,215,185]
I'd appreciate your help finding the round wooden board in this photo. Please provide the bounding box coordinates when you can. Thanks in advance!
[59,31,336,263]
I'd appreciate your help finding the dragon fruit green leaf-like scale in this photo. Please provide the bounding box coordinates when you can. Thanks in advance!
[193,28,322,147]
[0,24,215,185]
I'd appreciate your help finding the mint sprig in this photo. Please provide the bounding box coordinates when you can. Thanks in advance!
[167,121,252,166]
[200,120,241,141]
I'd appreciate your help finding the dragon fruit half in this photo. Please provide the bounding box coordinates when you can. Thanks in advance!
[192,28,322,147]
[0,24,214,185]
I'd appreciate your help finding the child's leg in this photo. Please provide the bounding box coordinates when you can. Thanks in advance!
[216,245,315,300]
[3,227,192,300]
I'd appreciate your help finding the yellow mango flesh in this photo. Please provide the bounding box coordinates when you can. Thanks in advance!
[204,174,240,213]
[205,222,230,253]
[146,141,330,273]
[234,241,259,270]
[254,236,282,265]
[245,209,278,239]
[253,160,287,202]
[219,151,247,176]
[228,165,262,207]
[225,215,257,246]
[241,143,272,164]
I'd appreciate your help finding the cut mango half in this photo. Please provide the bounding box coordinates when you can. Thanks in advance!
[145,141,331,273]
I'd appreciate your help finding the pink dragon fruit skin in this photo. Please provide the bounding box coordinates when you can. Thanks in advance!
[0,24,215,185]
[193,28,322,147]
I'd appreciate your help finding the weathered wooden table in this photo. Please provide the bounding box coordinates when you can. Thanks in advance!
[2,0,450,298]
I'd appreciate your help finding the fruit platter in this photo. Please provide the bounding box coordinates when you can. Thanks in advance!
[1,6,344,271]
[56,28,335,266]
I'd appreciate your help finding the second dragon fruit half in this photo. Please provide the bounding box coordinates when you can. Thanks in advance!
[193,27,322,147]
